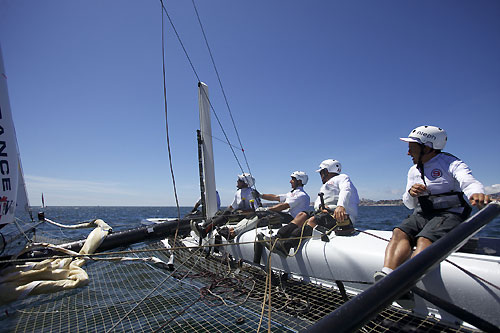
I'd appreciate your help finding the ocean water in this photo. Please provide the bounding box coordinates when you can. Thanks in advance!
[9,205,500,241]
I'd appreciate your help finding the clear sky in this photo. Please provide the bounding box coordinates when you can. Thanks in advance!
[1,0,499,206]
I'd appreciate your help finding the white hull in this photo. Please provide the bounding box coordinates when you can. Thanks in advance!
[182,223,500,329]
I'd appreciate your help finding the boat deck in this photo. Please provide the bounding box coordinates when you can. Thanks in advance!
[0,232,481,332]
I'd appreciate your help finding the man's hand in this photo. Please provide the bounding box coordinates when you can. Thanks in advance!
[469,193,491,209]
[408,183,428,197]
[334,206,347,222]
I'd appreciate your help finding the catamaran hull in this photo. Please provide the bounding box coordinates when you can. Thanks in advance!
[183,225,500,329]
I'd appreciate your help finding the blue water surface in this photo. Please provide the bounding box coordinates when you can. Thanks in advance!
[2,205,498,249]
[24,205,500,238]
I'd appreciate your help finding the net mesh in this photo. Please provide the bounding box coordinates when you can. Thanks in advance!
[0,229,479,333]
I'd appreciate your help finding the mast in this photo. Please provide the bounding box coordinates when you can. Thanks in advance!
[198,82,217,219]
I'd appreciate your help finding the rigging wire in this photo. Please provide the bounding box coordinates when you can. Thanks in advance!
[198,87,252,184]
[159,0,257,189]
[159,0,182,236]
[190,0,255,178]
[203,130,244,151]
[159,0,200,82]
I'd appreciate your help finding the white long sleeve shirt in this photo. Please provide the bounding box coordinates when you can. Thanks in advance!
[278,187,310,218]
[313,174,359,222]
[403,153,485,213]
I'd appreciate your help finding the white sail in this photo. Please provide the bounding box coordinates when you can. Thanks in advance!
[0,44,28,225]
[198,82,217,219]
[16,158,33,220]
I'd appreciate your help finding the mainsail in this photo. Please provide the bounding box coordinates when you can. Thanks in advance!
[0,44,31,227]
[198,82,217,219]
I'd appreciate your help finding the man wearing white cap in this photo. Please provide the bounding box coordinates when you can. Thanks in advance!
[218,171,310,241]
[260,159,359,257]
[192,173,258,239]
[374,125,490,308]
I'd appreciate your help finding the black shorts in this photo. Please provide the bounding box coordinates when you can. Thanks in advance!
[313,212,336,229]
[397,212,464,245]
[255,211,293,227]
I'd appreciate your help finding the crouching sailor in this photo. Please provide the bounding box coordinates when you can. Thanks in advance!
[374,125,491,308]
[218,171,310,241]
[191,173,258,239]
[259,159,359,257]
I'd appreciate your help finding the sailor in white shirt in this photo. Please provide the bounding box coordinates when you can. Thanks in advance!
[230,185,256,211]
[260,160,359,257]
[259,171,311,220]
[192,173,258,239]
[218,171,310,241]
[375,126,490,307]
[313,171,359,224]
[402,153,484,215]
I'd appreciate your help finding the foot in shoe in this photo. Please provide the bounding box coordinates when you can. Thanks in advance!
[228,229,235,240]
[218,227,233,240]
[199,226,207,238]
[258,233,274,251]
[190,221,207,239]
[190,221,200,237]
[272,240,290,257]
[373,271,387,283]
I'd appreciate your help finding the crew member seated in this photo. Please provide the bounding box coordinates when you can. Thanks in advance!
[218,171,310,241]
[191,173,257,239]
[259,159,359,257]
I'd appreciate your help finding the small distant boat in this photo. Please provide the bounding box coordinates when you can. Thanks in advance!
[140,217,177,226]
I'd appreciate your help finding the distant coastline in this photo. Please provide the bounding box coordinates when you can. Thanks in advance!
[359,192,500,206]
[359,199,403,206]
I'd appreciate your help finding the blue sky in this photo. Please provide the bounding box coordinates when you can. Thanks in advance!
[1,0,499,206]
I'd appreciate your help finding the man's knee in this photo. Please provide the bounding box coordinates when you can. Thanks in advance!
[416,236,432,247]
[296,211,308,220]
[292,211,308,225]
[306,216,316,227]
[392,228,409,242]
